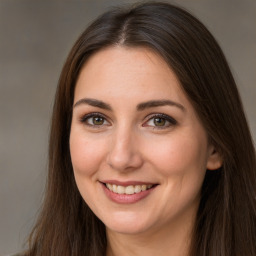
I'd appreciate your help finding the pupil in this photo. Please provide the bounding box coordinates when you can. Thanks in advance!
[154,117,165,126]
[93,117,103,125]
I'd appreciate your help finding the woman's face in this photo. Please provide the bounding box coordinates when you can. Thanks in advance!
[70,47,221,235]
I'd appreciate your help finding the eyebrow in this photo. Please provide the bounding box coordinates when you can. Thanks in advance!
[137,100,185,111]
[73,98,185,112]
[73,98,112,110]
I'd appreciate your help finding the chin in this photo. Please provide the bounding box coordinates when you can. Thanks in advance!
[102,211,154,235]
[106,222,150,235]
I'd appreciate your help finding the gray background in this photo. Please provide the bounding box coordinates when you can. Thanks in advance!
[0,0,255,255]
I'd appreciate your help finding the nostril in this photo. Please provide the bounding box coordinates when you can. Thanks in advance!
[107,152,143,172]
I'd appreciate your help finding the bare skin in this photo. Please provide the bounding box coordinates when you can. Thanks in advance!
[70,46,222,256]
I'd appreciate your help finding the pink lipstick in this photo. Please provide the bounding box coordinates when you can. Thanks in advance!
[100,181,157,204]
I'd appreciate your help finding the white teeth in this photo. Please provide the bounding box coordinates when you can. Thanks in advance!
[117,185,125,194]
[134,185,142,193]
[125,185,134,194]
[105,183,154,195]
[106,183,112,190]
[112,184,117,193]
[141,185,147,191]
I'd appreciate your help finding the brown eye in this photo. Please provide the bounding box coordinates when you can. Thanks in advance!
[80,113,110,127]
[143,114,177,129]
[153,117,166,126]
[92,116,104,125]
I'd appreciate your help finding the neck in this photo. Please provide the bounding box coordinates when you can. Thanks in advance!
[106,211,195,256]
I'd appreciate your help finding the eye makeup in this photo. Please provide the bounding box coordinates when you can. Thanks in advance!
[79,112,110,128]
[79,111,177,131]
[143,113,178,129]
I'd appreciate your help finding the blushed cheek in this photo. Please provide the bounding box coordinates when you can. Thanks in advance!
[146,135,207,176]
[69,134,105,177]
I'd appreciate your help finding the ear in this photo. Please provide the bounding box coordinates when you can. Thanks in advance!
[206,145,223,170]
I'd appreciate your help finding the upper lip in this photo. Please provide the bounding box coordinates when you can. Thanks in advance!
[100,180,157,186]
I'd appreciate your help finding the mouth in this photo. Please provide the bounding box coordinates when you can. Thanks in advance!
[104,183,155,195]
[100,180,158,204]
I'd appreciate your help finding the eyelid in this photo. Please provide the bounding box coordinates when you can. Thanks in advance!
[143,113,177,128]
[78,112,177,129]
[79,112,111,127]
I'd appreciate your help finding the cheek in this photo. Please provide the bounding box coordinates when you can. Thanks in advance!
[143,132,208,219]
[145,131,209,176]
[69,130,106,177]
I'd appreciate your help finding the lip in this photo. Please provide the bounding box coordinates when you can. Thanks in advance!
[100,181,157,204]
[101,180,156,186]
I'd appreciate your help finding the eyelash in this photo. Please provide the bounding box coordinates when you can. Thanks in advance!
[79,112,177,129]
[79,112,109,128]
[143,113,177,129]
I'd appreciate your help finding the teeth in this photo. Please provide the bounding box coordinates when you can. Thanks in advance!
[141,185,147,191]
[134,185,141,193]
[125,185,134,195]
[112,184,117,193]
[106,183,112,190]
[105,183,154,195]
[117,185,125,194]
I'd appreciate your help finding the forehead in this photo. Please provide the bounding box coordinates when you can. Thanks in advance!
[74,46,186,104]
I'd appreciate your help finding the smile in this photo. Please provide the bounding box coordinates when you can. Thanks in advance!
[101,181,157,204]
[105,183,153,195]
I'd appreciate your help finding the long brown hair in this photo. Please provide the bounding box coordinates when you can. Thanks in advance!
[25,2,256,256]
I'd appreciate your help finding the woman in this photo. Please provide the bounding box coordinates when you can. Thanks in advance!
[22,2,256,256]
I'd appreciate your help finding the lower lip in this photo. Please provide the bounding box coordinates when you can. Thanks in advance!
[101,183,156,204]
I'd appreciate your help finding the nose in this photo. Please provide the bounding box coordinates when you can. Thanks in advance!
[106,127,143,172]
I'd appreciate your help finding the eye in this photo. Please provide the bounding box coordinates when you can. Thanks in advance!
[80,113,110,127]
[150,117,167,126]
[143,114,177,129]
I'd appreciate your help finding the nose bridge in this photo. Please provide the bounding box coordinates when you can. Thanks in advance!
[107,123,142,171]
